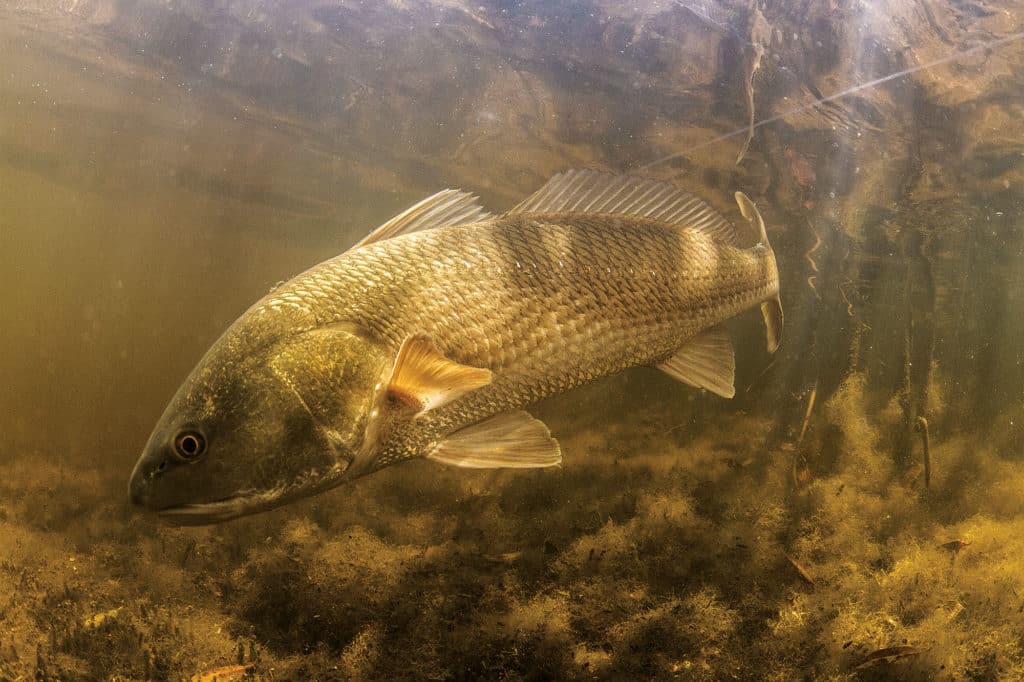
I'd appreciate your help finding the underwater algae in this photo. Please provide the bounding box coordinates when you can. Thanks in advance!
[7,371,1024,679]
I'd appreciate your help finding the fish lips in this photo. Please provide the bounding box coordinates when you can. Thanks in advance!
[148,494,280,526]
[129,460,352,526]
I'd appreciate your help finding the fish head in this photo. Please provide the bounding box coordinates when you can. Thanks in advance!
[129,322,389,525]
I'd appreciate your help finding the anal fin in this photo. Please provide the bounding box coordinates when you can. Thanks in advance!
[657,327,736,398]
[427,411,562,469]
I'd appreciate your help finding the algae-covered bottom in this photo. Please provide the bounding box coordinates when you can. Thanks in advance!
[2,374,1023,680]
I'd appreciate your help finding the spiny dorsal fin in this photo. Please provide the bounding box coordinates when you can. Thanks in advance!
[427,410,562,469]
[386,335,492,414]
[351,189,492,250]
[509,169,737,244]
[656,326,736,398]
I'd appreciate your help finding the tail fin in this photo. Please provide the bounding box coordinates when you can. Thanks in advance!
[735,192,783,353]
[734,191,768,246]
[761,298,783,354]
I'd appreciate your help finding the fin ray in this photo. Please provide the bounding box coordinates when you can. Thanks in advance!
[427,411,562,469]
[762,297,784,354]
[509,169,737,243]
[734,191,784,352]
[387,335,492,414]
[734,191,768,246]
[352,189,492,250]
[657,327,736,398]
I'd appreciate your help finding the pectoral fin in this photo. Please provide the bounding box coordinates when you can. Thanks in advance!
[657,327,736,398]
[427,410,562,469]
[387,335,492,414]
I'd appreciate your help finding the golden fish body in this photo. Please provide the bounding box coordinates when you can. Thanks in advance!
[275,212,777,464]
[129,170,782,524]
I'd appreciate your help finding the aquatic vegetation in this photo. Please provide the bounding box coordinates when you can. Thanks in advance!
[7,371,1024,679]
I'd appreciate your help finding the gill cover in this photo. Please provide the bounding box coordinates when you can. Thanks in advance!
[269,323,389,466]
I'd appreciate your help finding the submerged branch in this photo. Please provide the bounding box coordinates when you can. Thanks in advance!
[915,416,931,488]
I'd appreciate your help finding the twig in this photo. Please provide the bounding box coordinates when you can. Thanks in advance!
[786,555,815,585]
[736,7,771,164]
[915,416,930,488]
[795,383,818,450]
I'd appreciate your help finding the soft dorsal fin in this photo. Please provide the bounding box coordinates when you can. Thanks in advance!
[386,335,492,414]
[656,326,736,398]
[509,169,737,244]
[351,189,492,250]
[427,410,562,469]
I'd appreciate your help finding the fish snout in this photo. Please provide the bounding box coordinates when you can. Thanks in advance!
[128,454,166,510]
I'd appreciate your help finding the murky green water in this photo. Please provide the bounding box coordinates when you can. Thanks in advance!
[3,1,1024,680]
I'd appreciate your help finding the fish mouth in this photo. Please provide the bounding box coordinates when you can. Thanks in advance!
[155,494,267,526]
[152,466,350,526]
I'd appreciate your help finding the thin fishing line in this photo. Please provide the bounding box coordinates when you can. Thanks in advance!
[671,0,754,48]
[638,30,1024,170]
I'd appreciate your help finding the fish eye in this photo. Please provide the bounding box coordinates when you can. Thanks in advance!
[173,430,207,460]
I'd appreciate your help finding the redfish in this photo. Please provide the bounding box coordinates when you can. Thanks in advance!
[129,170,782,524]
